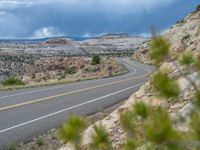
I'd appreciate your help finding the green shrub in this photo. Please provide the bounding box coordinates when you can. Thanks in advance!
[91,55,101,65]
[65,66,77,75]
[133,102,149,119]
[80,65,85,69]
[193,57,200,71]
[150,36,170,65]
[120,111,136,138]
[43,76,47,81]
[195,92,200,108]
[58,74,66,81]
[152,71,180,99]
[145,107,180,146]
[6,143,16,150]
[179,52,194,66]
[89,124,113,150]
[123,138,137,150]
[2,77,25,86]
[190,112,200,140]
[36,137,44,146]
[31,73,36,79]
[57,116,87,150]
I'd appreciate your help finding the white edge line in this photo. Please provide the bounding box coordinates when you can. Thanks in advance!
[0,83,144,134]
[0,81,93,99]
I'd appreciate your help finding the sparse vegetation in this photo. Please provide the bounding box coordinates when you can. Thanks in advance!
[80,65,85,69]
[149,35,169,65]
[6,143,16,150]
[89,124,113,150]
[2,77,25,86]
[36,137,44,146]
[91,55,101,65]
[152,72,180,99]
[58,74,66,81]
[120,110,136,138]
[57,116,87,150]
[179,52,194,66]
[65,66,77,75]
[0,57,127,90]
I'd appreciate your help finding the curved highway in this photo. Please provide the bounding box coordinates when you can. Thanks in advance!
[0,58,154,148]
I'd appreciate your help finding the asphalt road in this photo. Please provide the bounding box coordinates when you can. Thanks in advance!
[0,58,154,149]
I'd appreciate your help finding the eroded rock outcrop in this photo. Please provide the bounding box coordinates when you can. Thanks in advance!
[133,10,200,64]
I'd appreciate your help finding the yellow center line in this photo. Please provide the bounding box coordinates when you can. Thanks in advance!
[0,73,149,112]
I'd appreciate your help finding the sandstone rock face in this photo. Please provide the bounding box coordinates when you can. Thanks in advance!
[133,41,151,64]
[134,10,200,63]
[164,11,200,55]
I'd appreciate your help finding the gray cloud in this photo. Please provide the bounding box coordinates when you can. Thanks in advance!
[0,0,33,10]
[0,0,199,39]
[0,0,176,15]
[32,27,63,38]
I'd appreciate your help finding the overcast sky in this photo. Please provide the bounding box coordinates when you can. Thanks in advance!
[0,0,199,39]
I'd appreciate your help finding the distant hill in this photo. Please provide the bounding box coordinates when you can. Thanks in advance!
[96,33,130,39]
[0,33,144,44]
[0,36,91,44]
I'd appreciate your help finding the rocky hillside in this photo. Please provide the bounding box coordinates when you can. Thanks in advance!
[0,55,127,89]
[133,9,200,64]
[59,7,200,150]
[42,34,147,54]
[81,35,146,54]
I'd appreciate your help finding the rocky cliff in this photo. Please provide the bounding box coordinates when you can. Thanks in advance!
[133,9,200,64]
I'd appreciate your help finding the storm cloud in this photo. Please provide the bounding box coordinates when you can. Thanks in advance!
[0,0,199,38]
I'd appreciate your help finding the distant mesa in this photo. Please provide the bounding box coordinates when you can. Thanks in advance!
[43,38,75,45]
[96,33,130,39]
[43,33,131,44]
